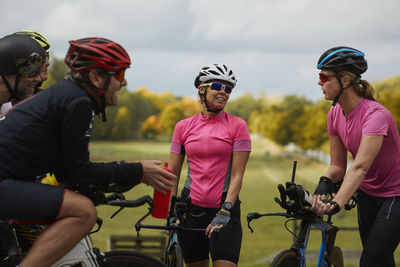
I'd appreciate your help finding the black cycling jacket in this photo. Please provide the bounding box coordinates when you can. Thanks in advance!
[0,79,142,185]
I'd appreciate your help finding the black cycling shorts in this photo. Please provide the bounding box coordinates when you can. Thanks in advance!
[0,178,65,223]
[358,190,400,267]
[179,199,242,264]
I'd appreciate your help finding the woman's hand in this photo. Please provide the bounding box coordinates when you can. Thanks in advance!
[205,211,230,238]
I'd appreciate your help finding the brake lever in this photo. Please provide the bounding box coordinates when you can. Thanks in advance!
[89,217,103,234]
[247,212,261,233]
[274,197,282,206]
[278,184,287,209]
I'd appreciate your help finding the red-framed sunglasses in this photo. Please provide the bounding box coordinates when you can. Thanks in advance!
[114,69,126,82]
[319,72,339,84]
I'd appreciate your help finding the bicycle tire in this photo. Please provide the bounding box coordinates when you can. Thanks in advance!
[102,250,167,267]
[166,243,183,267]
[270,249,300,267]
[327,246,343,267]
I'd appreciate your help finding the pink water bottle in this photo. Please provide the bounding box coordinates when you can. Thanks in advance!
[151,162,172,219]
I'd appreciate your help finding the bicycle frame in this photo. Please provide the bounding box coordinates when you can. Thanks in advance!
[135,195,205,267]
[292,216,339,267]
[247,160,346,267]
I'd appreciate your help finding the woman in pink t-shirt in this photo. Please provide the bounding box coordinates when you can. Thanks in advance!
[312,46,400,267]
[169,64,251,267]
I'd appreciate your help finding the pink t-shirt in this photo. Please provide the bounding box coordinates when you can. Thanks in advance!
[170,111,251,208]
[328,98,400,197]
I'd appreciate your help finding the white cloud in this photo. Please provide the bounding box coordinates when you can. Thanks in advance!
[2,0,399,102]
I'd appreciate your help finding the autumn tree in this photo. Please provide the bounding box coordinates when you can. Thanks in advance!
[141,115,161,140]
[111,106,132,140]
[159,103,185,136]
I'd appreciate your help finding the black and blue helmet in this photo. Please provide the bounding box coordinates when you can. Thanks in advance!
[317,46,368,76]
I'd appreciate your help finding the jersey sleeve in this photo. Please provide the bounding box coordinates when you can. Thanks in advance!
[170,121,186,155]
[59,97,142,186]
[327,108,337,136]
[233,119,251,151]
[362,110,389,137]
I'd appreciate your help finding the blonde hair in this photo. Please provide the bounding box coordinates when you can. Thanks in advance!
[339,71,378,101]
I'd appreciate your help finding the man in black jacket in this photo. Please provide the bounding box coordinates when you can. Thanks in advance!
[0,36,175,267]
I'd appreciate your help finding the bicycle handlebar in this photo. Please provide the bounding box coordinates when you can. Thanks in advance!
[106,195,153,208]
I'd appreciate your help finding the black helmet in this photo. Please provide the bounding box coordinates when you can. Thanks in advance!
[317,46,368,76]
[0,34,46,76]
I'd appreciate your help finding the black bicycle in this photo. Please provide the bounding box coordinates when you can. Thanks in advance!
[135,194,205,267]
[0,183,167,267]
[247,161,356,267]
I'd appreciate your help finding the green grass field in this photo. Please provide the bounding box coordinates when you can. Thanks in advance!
[89,136,365,266]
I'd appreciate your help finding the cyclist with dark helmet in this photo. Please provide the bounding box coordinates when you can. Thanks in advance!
[312,46,400,267]
[0,37,176,267]
[1,30,51,115]
[169,63,251,266]
[0,34,45,107]
[14,30,51,91]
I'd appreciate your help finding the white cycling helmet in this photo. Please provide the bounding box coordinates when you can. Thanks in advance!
[194,63,237,88]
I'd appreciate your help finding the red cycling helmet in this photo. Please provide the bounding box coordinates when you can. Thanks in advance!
[64,37,131,73]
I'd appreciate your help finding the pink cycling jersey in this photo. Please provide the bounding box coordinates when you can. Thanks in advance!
[170,111,251,208]
[328,98,400,197]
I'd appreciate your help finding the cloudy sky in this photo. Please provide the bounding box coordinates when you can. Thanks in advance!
[2,0,399,101]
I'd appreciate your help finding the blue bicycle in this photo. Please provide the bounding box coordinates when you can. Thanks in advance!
[247,161,356,267]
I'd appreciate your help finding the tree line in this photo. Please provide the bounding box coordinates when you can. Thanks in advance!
[43,57,400,150]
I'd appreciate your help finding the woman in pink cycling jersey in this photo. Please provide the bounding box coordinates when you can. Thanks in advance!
[169,63,251,267]
[312,46,400,267]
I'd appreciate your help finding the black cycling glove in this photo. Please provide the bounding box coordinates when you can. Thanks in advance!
[314,176,335,196]
[322,199,341,215]
[210,210,230,228]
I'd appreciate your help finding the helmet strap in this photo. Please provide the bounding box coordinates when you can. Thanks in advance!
[0,74,19,102]
[332,75,352,106]
[200,89,223,114]
[82,72,112,122]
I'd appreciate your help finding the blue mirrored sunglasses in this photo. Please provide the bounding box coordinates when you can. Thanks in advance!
[202,82,232,94]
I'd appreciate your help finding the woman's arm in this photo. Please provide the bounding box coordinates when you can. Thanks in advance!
[315,135,384,215]
[206,150,250,238]
[224,151,250,205]
[324,135,348,183]
[333,135,383,207]
[169,152,185,196]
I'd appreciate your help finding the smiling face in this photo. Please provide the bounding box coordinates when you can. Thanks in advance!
[16,73,42,100]
[89,70,127,107]
[199,80,232,114]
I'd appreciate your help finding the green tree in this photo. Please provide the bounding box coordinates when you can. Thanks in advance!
[225,93,263,123]
[111,106,132,140]
[42,57,68,88]
[259,95,311,146]
[295,100,330,150]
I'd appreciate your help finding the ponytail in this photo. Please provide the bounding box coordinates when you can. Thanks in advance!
[339,71,379,101]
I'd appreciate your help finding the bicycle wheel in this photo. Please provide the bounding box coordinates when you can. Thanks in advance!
[327,246,343,267]
[270,249,300,267]
[166,243,183,267]
[102,250,167,267]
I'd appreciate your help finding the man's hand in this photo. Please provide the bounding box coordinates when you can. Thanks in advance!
[140,160,176,193]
